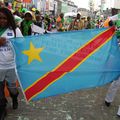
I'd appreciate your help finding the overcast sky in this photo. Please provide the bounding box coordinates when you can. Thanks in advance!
[71,0,114,10]
[71,0,90,9]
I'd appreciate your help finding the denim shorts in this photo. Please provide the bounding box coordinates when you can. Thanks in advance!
[0,68,18,88]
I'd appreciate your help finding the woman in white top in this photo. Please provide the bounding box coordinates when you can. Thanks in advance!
[0,7,23,119]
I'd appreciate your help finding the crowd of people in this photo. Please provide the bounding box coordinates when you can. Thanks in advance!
[0,1,120,120]
[1,3,106,35]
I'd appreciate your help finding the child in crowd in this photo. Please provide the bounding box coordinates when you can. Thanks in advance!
[20,11,33,36]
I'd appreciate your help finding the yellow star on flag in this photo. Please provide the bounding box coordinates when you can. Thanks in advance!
[22,42,44,64]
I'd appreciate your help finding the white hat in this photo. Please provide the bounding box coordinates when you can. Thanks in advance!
[25,11,33,16]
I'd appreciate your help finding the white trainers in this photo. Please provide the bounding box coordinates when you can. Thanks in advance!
[117,106,120,117]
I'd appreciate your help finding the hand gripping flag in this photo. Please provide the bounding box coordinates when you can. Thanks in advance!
[11,27,120,101]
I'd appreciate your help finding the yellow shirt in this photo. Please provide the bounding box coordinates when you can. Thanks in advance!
[69,19,84,31]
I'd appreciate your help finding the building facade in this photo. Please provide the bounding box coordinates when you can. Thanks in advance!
[77,8,91,17]
[54,0,77,15]
[114,0,120,9]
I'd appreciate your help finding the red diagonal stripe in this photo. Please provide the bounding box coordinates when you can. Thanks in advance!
[25,27,115,101]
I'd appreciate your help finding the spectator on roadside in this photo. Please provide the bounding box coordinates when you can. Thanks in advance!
[68,13,84,31]
[20,11,33,36]
[34,13,42,28]
[44,14,51,31]
[85,16,95,29]
[56,13,65,31]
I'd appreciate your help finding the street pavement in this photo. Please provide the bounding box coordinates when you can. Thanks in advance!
[5,83,120,120]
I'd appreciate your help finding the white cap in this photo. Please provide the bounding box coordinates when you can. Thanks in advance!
[25,11,33,16]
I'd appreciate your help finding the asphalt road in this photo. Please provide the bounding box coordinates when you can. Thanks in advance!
[5,83,120,120]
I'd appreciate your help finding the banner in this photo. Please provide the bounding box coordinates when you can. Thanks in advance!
[11,27,120,101]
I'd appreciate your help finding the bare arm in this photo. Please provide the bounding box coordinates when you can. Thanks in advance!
[0,37,6,46]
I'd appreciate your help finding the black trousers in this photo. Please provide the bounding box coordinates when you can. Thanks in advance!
[0,81,7,120]
[0,81,7,107]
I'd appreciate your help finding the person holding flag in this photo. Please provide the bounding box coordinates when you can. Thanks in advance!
[104,14,120,117]
[0,7,23,119]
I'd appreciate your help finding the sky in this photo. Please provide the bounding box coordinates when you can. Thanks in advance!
[71,0,90,9]
[71,0,114,10]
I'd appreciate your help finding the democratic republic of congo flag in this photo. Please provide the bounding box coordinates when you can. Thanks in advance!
[11,27,120,102]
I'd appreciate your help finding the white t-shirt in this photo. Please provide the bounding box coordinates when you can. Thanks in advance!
[0,28,23,69]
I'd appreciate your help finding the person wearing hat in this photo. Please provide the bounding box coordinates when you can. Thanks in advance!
[20,11,33,36]
[31,8,36,21]
[20,8,28,18]
[68,13,84,31]
[34,11,42,28]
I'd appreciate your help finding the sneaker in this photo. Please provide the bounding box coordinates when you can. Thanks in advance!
[105,101,111,107]
[117,114,120,117]
[9,91,19,109]
[117,106,120,117]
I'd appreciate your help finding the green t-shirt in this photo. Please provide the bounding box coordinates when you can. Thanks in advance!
[115,20,120,38]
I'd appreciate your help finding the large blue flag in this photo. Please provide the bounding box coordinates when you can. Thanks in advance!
[11,27,120,101]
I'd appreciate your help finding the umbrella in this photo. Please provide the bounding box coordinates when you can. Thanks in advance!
[64,12,77,18]
[110,13,120,21]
